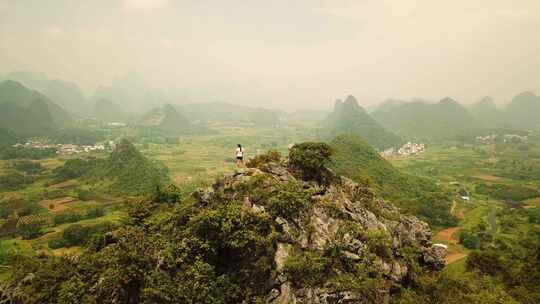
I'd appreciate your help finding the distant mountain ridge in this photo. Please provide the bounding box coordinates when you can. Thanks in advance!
[321,95,402,149]
[372,97,481,141]
[6,70,89,116]
[178,102,283,126]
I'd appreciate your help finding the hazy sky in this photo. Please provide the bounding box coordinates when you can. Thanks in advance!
[1,0,539,110]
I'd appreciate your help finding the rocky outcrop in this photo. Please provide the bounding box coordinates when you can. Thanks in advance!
[195,162,446,304]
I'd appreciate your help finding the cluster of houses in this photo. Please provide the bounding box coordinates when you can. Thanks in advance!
[56,144,106,155]
[107,122,127,128]
[475,133,528,144]
[13,139,116,155]
[381,142,426,157]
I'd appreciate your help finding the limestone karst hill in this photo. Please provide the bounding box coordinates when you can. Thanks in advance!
[53,138,169,195]
[3,144,446,303]
[0,80,73,136]
[322,95,402,150]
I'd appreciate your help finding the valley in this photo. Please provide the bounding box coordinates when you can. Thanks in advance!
[3,1,540,301]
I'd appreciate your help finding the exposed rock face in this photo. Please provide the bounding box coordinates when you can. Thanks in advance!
[195,162,446,304]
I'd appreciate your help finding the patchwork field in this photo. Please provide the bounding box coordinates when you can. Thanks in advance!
[390,141,540,269]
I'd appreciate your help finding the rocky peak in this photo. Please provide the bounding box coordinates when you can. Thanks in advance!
[195,156,446,303]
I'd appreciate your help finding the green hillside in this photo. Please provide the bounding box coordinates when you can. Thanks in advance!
[372,97,481,141]
[330,134,455,227]
[54,139,169,195]
[321,95,402,149]
[505,91,540,129]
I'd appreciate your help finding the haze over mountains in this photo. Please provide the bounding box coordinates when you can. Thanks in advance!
[1,70,540,147]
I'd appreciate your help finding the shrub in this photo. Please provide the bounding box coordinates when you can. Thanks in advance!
[53,212,83,226]
[48,237,68,249]
[282,249,331,288]
[17,221,44,240]
[151,184,182,205]
[53,158,100,182]
[363,229,393,259]
[0,172,35,191]
[13,161,43,174]
[266,182,309,220]
[246,150,281,169]
[0,195,42,219]
[475,183,539,201]
[465,250,504,276]
[0,147,56,160]
[49,222,115,249]
[459,230,480,249]
[43,189,65,199]
[75,189,96,201]
[528,207,540,224]
[288,142,334,184]
[85,207,105,219]
[62,224,89,246]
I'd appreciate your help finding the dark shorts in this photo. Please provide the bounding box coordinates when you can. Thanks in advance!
[236,156,243,160]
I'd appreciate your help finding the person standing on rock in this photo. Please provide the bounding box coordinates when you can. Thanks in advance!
[235,144,245,166]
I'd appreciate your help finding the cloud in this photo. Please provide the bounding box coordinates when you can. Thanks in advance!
[122,0,170,11]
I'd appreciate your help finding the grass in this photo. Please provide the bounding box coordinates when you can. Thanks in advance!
[443,258,467,277]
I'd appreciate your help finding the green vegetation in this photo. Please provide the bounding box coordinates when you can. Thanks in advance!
[245,149,281,168]
[331,134,455,227]
[0,146,56,160]
[0,80,538,303]
[13,160,43,174]
[0,146,439,303]
[0,194,43,219]
[0,80,73,136]
[52,139,169,195]
[0,172,37,191]
[288,142,334,184]
[476,183,539,201]
[53,158,102,182]
[48,222,115,249]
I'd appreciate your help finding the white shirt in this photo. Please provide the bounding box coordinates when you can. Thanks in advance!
[236,147,244,157]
